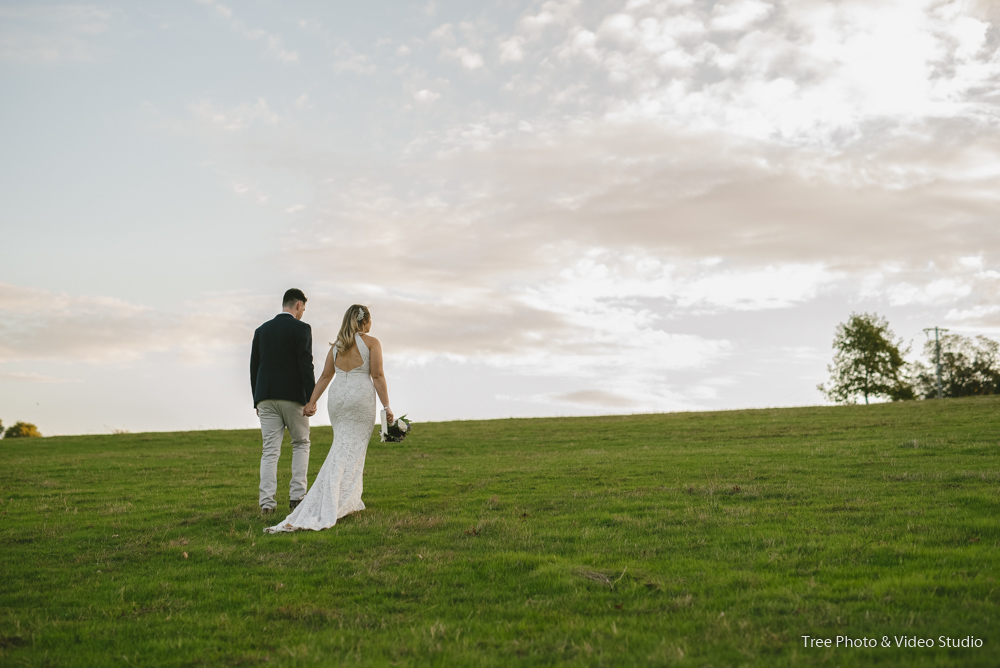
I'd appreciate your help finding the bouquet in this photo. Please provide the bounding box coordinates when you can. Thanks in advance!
[380,409,412,443]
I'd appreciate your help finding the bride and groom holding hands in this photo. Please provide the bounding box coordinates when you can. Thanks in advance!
[250,288,395,534]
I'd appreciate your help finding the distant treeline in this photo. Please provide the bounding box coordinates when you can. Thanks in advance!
[819,312,1000,405]
[0,420,42,439]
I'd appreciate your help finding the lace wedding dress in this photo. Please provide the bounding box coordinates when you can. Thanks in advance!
[264,334,375,533]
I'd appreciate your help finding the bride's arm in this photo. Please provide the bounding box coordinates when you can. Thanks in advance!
[366,337,392,422]
[304,347,336,416]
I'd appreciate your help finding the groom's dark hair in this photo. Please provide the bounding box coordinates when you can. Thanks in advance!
[282,288,307,307]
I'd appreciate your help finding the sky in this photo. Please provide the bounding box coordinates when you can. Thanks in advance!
[2,0,999,436]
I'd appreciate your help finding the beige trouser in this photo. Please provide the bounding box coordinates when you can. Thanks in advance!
[257,399,310,510]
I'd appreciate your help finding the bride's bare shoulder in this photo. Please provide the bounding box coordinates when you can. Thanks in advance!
[360,333,380,348]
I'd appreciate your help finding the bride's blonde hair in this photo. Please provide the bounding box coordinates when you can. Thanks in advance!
[334,304,371,353]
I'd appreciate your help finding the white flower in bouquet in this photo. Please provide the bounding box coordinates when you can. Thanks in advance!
[380,410,412,443]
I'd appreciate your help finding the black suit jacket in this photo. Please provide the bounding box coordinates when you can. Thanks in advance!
[250,313,316,408]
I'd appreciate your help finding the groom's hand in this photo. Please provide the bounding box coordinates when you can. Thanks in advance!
[303,403,317,417]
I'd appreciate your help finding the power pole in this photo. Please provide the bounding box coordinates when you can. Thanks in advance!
[923,327,949,399]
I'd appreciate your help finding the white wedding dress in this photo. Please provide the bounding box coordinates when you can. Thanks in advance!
[264,334,375,533]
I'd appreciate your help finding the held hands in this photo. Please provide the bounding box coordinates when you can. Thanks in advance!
[303,402,318,417]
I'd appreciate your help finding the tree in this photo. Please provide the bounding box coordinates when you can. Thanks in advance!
[819,312,913,404]
[4,421,42,439]
[912,334,1000,399]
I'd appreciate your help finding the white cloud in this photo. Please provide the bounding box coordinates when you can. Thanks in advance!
[414,89,441,102]
[677,264,837,311]
[0,5,111,63]
[0,283,260,365]
[197,0,298,63]
[496,0,1000,153]
[498,36,525,63]
[0,371,80,383]
[250,31,298,63]
[711,0,773,32]
[333,53,375,73]
[430,24,485,70]
[559,27,600,62]
[449,46,484,70]
[944,304,1000,327]
[229,181,270,205]
[598,13,637,45]
[56,0,1000,420]
[552,390,640,408]
[9,0,1000,435]
[429,22,454,42]
[196,0,232,20]
[520,0,580,33]
[884,278,974,306]
[333,43,376,74]
[939,10,988,60]
[297,17,322,32]
[189,97,279,132]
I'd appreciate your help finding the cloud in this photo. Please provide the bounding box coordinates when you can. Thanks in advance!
[196,0,298,63]
[230,181,270,205]
[550,390,639,408]
[414,89,441,102]
[333,43,376,74]
[492,0,1000,151]
[0,283,259,365]
[0,371,80,383]
[0,5,111,63]
[430,21,486,70]
[711,0,774,32]
[858,260,1000,328]
[450,47,484,70]
[944,304,1000,328]
[130,0,1000,414]
[158,0,1000,380]
[674,264,837,311]
[189,97,279,132]
[558,27,600,62]
[499,120,995,265]
[520,0,580,33]
[498,36,525,63]
[266,95,1000,395]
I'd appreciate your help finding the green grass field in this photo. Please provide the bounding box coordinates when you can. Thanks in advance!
[1,397,998,666]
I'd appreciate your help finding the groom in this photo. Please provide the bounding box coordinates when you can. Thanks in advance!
[250,288,316,514]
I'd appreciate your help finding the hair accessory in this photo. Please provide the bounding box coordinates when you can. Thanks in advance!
[356,307,365,322]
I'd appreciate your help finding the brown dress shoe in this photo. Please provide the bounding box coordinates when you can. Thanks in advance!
[261,507,275,515]
[289,499,303,511]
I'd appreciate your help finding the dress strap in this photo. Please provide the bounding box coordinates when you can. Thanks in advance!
[355,333,370,363]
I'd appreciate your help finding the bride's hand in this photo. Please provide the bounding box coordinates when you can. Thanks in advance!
[385,407,394,423]
[303,402,317,417]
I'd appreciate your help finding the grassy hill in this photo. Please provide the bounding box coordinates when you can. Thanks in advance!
[1,398,998,666]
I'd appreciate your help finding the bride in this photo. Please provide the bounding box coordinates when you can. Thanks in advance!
[264,304,392,533]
